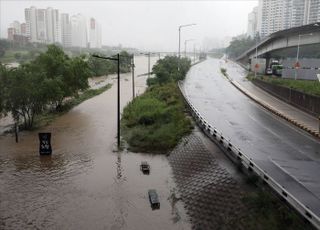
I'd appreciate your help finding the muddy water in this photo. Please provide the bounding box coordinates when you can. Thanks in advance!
[0,56,191,230]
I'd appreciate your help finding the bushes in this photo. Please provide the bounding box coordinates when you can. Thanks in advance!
[121,83,193,152]
[121,55,193,152]
[220,68,227,77]
[147,56,191,86]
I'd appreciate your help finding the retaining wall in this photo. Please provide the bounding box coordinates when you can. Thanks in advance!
[252,78,320,116]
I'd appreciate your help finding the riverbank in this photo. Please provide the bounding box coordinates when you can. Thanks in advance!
[121,82,193,153]
[33,83,112,130]
[121,56,193,153]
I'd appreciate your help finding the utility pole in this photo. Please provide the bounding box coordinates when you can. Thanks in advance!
[193,43,196,63]
[117,53,120,147]
[131,55,135,99]
[148,52,150,79]
[178,23,196,69]
[92,54,121,148]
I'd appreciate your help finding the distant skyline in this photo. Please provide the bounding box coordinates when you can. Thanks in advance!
[0,0,258,51]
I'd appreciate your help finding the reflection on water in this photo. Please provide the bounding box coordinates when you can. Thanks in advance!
[0,56,190,230]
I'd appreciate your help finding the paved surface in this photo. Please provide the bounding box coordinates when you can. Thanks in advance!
[168,133,248,230]
[182,58,320,217]
[223,60,319,137]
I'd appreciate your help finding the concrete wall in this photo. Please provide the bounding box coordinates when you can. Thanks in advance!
[250,58,266,74]
[253,78,320,116]
[282,58,320,80]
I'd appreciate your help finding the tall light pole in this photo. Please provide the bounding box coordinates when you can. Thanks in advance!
[92,54,121,147]
[184,39,194,58]
[178,23,196,59]
[193,43,196,63]
[131,54,135,99]
[295,33,313,80]
[255,33,258,78]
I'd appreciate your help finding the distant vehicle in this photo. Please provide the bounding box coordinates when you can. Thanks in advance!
[266,68,273,75]
[267,60,283,77]
[272,64,283,77]
[140,161,150,174]
[148,189,160,209]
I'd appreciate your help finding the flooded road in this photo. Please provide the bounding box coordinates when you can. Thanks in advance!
[0,56,191,230]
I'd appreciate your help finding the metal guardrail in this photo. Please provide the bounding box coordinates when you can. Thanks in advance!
[178,81,320,229]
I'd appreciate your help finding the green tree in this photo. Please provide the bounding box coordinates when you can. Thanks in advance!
[33,44,91,108]
[88,55,112,76]
[149,56,191,86]
[0,63,9,117]
[119,51,132,73]
[4,64,47,128]
[226,35,257,59]
[0,39,10,58]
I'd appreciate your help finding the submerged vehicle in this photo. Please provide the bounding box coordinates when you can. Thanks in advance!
[140,161,150,174]
[148,189,160,209]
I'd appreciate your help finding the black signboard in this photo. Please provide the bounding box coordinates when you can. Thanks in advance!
[38,133,52,155]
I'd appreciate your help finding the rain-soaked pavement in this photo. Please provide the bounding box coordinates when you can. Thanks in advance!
[0,56,192,230]
[182,58,320,217]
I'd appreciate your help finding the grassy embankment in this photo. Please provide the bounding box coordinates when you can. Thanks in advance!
[242,182,313,230]
[247,73,320,97]
[121,56,193,152]
[33,83,112,129]
[121,83,192,152]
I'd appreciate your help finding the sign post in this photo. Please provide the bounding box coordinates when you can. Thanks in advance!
[39,133,52,155]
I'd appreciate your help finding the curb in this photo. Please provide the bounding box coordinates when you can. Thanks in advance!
[229,80,320,140]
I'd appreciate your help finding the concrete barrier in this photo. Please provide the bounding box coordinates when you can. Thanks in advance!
[178,81,320,229]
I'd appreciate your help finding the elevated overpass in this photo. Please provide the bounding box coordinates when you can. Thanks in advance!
[236,23,320,76]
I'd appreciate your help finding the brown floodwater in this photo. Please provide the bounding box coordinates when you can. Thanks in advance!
[0,56,191,230]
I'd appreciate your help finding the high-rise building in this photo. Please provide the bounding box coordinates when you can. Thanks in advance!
[45,8,61,43]
[247,7,258,38]
[71,14,88,48]
[61,13,72,47]
[22,6,99,47]
[21,23,27,36]
[25,6,37,42]
[255,0,320,38]
[304,0,320,24]
[10,21,21,35]
[7,28,15,40]
[36,9,47,42]
[258,0,284,37]
[89,18,102,48]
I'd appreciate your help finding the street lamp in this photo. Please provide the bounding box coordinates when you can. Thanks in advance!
[178,23,196,59]
[255,33,258,78]
[131,54,135,99]
[295,33,313,80]
[92,53,121,147]
[184,39,195,58]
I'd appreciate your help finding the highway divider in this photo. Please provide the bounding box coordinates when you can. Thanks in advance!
[178,81,320,229]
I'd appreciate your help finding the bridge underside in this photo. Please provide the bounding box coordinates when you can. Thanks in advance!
[239,44,320,79]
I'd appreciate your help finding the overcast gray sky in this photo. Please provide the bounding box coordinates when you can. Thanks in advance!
[0,0,258,51]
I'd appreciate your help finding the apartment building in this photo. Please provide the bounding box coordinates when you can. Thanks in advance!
[249,0,320,38]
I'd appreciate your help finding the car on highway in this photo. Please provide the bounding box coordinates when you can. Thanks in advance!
[265,68,273,75]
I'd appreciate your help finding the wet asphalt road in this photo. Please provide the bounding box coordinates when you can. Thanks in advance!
[182,58,320,216]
